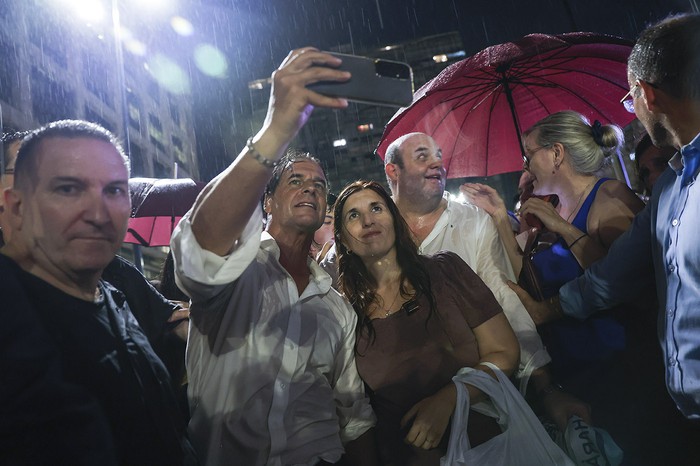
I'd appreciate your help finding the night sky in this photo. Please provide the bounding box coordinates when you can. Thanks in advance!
[176,0,695,180]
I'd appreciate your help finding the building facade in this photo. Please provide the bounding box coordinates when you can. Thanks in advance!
[0,0,200,277]
[0,0,198,181]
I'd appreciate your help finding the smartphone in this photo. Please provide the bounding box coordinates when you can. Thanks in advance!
[307,52,414,107]
[523,194,559,230]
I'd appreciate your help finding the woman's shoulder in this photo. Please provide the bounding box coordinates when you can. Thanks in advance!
[421,250,474,277]
[595,179,645,213]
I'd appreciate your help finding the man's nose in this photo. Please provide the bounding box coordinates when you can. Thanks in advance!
[83,192,111,225]
[302,181,319,195]
[428,154,444,169]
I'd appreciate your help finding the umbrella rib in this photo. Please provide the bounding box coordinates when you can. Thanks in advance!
[518,73,620,123]
[126,228,150,247]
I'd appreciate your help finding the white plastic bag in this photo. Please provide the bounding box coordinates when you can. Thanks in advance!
[548,415,623,466]
[441,362,574,466]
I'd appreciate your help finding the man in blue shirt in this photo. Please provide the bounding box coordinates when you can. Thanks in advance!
[513,13,700,420]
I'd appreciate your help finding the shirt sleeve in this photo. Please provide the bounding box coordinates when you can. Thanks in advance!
[471,210,551,381]
[560,202,656,319]
[329,298,376,443]
[170,207,263,302]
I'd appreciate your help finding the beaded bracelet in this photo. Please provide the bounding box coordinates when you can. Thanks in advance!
[245,137,280,169]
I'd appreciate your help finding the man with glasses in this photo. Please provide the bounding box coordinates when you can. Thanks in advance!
[516,12,700,424]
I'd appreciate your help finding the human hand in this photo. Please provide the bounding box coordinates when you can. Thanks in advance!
[519,197,568,233]
[255,48,351,156]
[541,387,592,432]
[400,384,456,450]
[314,240,334,263]
[506,281,562,325]
[168,301,190,342]
[459,183,508,220]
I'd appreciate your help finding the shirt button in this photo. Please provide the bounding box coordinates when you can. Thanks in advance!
[667,309,675,316]
[280,382,287,389]
[669,265,676,273]
[672,218,679,226]
[668,358,677,367]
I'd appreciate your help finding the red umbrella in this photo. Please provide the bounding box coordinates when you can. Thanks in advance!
[376,32,635,178]
[124,177,206,247]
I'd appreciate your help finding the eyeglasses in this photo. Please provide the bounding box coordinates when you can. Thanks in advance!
[620,82,640,113]
[522,145,550,170]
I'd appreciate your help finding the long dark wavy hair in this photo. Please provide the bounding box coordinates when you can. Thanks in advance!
[333,181,436,347]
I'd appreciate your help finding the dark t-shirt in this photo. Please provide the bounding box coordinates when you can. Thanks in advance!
[0,254,193,465]
[355,251,503,466]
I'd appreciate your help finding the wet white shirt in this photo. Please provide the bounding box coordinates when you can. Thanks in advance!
[417,197,551,390]
[171,208,375,466]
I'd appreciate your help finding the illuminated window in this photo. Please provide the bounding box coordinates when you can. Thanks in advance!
[148,113,165,152]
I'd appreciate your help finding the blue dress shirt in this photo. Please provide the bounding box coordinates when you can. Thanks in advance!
[560,131,700,419]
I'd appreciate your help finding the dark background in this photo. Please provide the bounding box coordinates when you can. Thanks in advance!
[179,0,696,180]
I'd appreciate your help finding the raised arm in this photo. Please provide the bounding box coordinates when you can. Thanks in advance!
[190,48,350,256]
[461,182,524,275]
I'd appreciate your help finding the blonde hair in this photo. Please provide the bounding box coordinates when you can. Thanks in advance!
[524,110,622,175]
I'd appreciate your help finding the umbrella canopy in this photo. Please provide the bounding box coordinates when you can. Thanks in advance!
[376,32,635,178]
[124,177,206,247]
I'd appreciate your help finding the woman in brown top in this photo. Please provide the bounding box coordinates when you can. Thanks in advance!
[333,181,520,465]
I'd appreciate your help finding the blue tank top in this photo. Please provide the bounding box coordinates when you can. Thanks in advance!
[532,179,626,378]
[531,178,606,296]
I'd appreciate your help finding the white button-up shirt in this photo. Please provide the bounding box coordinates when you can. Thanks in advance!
[418,196,551,390]
[320,196,551,392]
[171,208,375,466]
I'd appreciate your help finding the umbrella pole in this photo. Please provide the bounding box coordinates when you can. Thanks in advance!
[500,69,526,162]
[133,244,144,273]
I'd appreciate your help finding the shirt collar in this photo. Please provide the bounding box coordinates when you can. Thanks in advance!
[669,130,700,176]
[260,231,332,294]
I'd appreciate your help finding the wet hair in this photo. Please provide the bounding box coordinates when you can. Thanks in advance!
[15,120,128,190]
[263,149,326,197]
[384,137,406,168]
[523,110,622,175]
[1,129,30,170]
[333,180,436,346]
[628,13,700,100]
[326,192,338,213]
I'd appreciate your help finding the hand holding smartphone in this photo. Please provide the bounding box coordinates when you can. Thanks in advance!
[307,52,414,107]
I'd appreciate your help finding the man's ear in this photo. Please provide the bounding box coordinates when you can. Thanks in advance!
[385,163,398,183]
[4,188,23,230]
[639,81,662,112]
[263,193,272,214]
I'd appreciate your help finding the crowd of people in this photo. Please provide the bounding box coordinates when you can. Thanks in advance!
[1,12,699,466]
